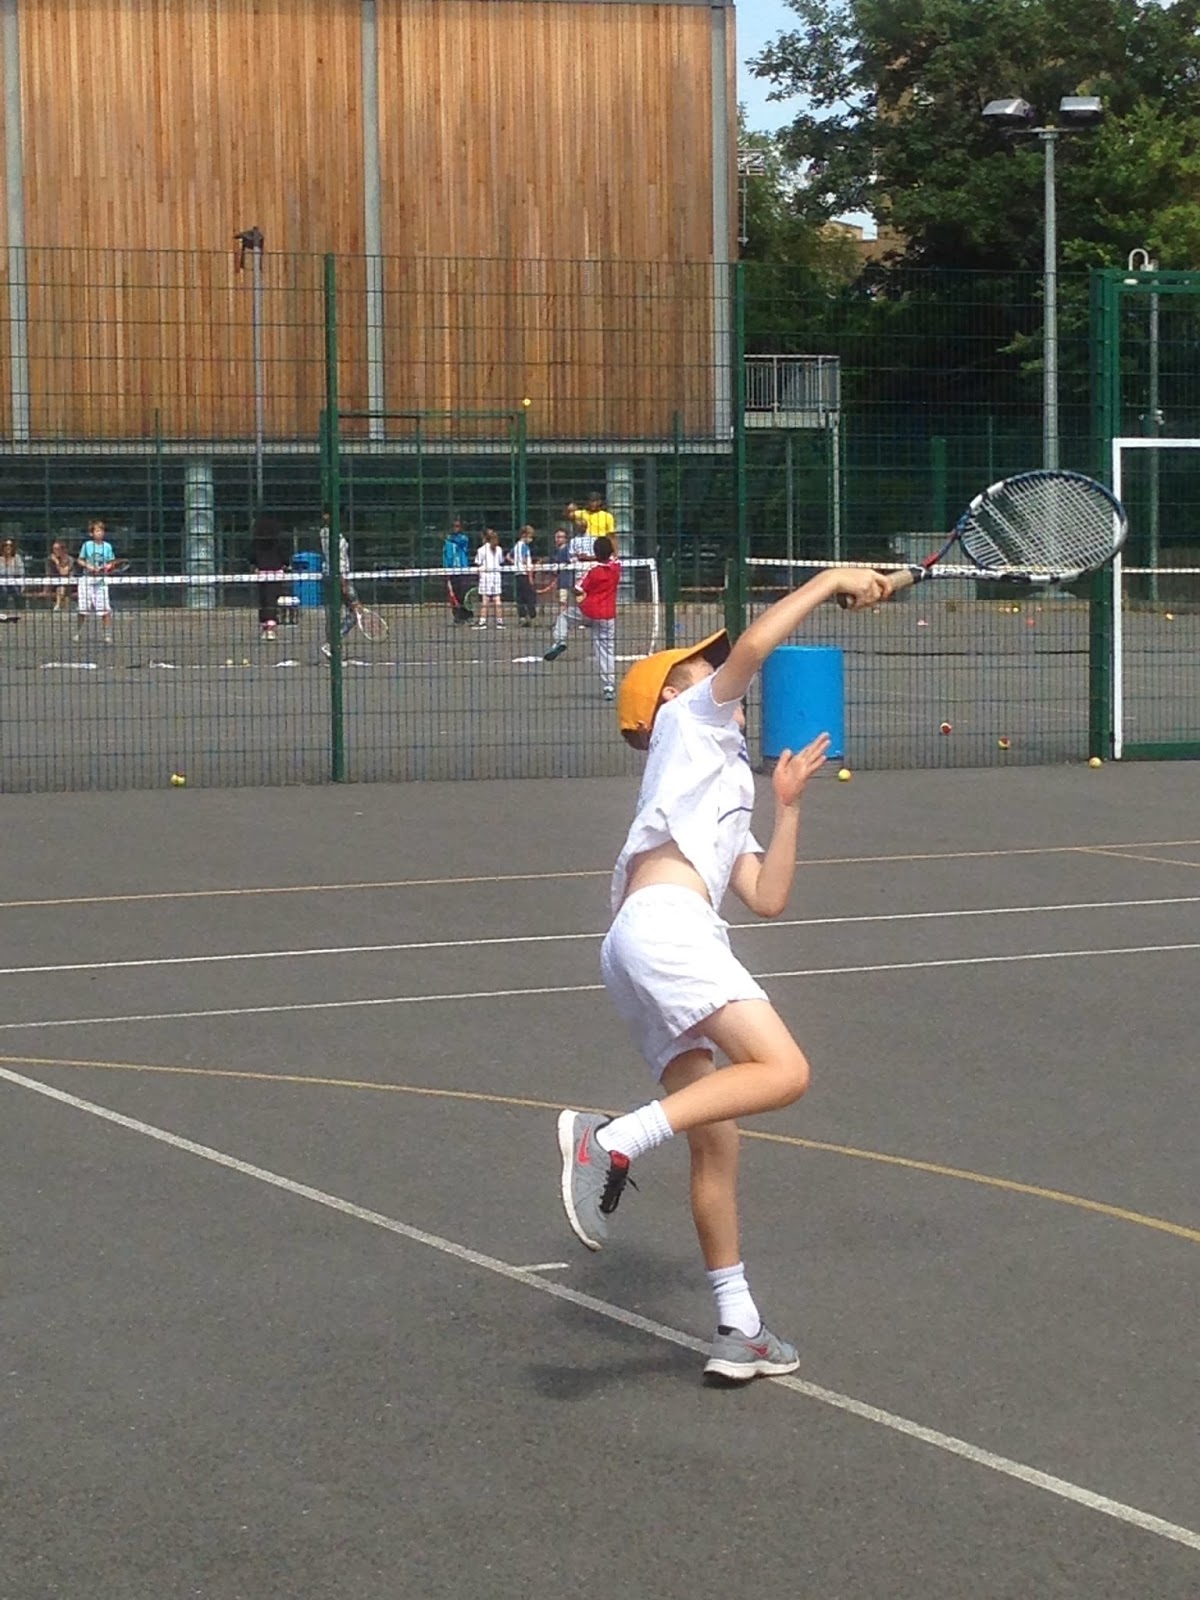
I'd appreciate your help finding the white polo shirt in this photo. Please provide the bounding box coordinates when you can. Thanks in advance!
[611,676,762,914]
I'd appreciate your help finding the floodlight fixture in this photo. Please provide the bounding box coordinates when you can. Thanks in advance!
[980,97,1036,127]
[1057,95,1104,126]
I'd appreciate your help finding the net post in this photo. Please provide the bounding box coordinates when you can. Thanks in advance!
[323,252,346,783]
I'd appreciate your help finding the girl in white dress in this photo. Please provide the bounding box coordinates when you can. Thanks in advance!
[474,528,505,628]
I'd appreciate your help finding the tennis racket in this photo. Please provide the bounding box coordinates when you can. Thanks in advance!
[839,470,1127,607]
[355,605,388,642]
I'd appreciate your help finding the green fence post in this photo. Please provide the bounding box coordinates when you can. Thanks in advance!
[930,436,948,532]
[323,253,346,783]
[730,260,748,638]
[515,405,528,530]
[1087,566,1113,760]
[662,547,677,648]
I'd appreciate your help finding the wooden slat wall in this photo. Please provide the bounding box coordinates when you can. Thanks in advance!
[8,0,732,444]
[17,0,366,440]
[0,18,10,440]
[377,1,723,439]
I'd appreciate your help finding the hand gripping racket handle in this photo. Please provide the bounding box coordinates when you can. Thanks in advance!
[836,566,922,608]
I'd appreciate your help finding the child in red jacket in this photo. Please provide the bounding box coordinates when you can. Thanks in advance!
[543,536,620,699]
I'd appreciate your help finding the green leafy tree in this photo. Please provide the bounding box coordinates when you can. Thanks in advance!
[752,0,1200,270]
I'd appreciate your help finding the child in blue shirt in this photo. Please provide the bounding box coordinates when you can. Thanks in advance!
[75,520,117,644]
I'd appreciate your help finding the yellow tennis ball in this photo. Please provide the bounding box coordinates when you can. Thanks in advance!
[170,772,186,787]
[997,737,1011,751]
[1088,756,1103,768]
[837,767,852,781]
[522,396,532,408]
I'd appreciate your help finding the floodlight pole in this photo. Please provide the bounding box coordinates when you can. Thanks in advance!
[983,98,1102,472]
[1041,130,1059,470]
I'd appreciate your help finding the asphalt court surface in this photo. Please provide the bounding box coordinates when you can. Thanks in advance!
[2,766,1199,1598]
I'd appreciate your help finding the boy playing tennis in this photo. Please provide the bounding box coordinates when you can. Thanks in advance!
[557,564,888,1381]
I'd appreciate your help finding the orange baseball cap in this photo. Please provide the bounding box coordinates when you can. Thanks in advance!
[616,629,731,744]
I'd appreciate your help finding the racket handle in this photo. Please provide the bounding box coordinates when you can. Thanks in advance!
[835,566,922,609]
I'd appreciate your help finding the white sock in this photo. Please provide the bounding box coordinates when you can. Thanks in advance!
[596,1100,673,1161]
[706,1262,760,1336]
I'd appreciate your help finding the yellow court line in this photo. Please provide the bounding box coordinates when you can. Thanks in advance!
[1080,848,1200,871]
[3,1050,1197,1248]
[3,838,1200,912]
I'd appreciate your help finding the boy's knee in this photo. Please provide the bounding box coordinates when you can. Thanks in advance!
[774,1047,811,1105]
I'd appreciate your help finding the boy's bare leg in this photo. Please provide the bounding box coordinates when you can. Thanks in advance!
[660,1049,741,1270]
[657,1000,810,1136]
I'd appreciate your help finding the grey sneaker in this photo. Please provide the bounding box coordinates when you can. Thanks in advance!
[703,1324,800,1383]
[543,642,567,661]
[556,1110,631,1251]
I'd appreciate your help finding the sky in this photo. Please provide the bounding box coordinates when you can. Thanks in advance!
[734,0,875,232]
[735,0,799,133]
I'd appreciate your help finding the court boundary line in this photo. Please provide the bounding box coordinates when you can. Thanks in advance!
[4,893,1199,979]
[2,1063,1197,1556]
[3,939,1199,1034]
[3,1050,1196,1246]
[3,837,1199,912]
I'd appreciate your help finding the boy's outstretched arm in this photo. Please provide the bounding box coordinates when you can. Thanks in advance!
[712,566,888,705]
[729,734,830,919]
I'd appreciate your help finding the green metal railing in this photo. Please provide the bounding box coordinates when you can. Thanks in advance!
[2,249,1198,791]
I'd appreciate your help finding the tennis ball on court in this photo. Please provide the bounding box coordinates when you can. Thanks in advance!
[1088,756,1103,768]
[837,767,852,782]
[522,396,532,408]
[997,738,1011,751]
[170,772,186,787]
[940,721,952,735]
[1164,611,1175,621]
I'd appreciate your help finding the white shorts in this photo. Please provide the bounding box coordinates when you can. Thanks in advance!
[478,572,502,597]
[77,576,110,614]
[600,885,767,1079]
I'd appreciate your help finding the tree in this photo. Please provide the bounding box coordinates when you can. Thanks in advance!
[751,0,1200,271]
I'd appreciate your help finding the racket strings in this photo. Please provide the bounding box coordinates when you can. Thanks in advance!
[961,475,1123,575]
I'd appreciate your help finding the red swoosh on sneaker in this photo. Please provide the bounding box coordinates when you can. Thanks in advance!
[748,1342,771,1357]
[576,1129,592,1166]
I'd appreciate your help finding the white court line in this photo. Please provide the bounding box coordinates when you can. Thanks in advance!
[3,839,1199,913]
[3,941,1200,1033]
[4,895,1199,980]
[1,1063,1196,1555]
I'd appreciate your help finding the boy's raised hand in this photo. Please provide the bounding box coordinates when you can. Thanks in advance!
[831,567,890,609]
[772,733,831,808]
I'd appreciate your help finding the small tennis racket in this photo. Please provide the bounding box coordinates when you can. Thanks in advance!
[355,605,388,641]
[840,470,1127,607]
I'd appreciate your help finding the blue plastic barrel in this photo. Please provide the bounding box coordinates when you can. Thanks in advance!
[760,645,845,762]
[292,550,324,609]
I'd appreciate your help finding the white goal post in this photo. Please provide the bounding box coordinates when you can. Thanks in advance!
[1110,436,1200,759]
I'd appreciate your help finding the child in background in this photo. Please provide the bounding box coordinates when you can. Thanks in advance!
[474,528,505,628]
[556,563,889,1381]
[74,520,117,644]
[510,525,538,626]
[542,536,620,698]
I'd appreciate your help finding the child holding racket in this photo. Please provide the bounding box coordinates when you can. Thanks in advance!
[74,519,119,644]
[557,563,888,1381]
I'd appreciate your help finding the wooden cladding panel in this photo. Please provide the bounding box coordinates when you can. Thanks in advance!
[377,1,721,437]
[17,0,366,439]
[7,0,731,444]
[0,19,10,438]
